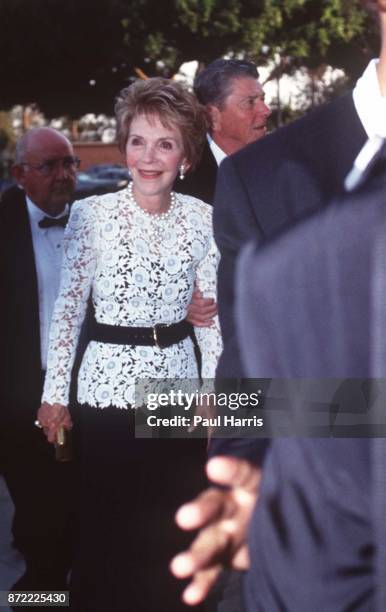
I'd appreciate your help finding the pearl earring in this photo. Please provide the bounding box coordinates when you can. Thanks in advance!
[179,164,185,180]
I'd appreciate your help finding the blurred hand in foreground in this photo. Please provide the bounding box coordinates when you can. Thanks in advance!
[170,455,261,606]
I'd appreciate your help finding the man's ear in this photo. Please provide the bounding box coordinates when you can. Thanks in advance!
[207,104,222,134]
[11,164,25,186]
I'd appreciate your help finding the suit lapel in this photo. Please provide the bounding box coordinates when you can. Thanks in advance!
[246,93,367,240]
[202,140,218,177]
[11,189,39,309]
[191,140,218,203]
[6,189,42,372]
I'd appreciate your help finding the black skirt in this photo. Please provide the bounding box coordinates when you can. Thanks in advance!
[70,404,208,612]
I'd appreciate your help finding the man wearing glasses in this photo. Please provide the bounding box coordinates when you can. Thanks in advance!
[0,127,79,597]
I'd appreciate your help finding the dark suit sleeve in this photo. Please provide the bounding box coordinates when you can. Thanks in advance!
[213,155,264,378]
[211,156,269,464]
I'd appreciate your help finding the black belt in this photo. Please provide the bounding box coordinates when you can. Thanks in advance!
[90,319,191,349]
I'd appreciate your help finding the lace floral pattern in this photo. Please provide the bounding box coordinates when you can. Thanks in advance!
[42,188,222,409]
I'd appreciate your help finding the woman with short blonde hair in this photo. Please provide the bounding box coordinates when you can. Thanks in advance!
[39,77,222,611]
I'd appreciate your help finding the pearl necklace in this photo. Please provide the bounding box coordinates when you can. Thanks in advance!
[128,182,177,240]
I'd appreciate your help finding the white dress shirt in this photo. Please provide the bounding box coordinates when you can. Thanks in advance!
[345,60,386,191]
[208,134,227,166]
[26,197,69,370]
[353,59,386,138]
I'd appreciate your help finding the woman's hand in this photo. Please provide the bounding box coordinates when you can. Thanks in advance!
[37,402,73,444]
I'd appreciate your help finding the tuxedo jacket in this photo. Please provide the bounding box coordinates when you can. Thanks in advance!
[1,186,43,421]
[174,140,217,205]
[0,187,85,425]
[213,92,367,379]
[235,165,386,612]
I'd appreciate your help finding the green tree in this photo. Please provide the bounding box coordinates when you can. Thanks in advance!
[117,0,379,81]
[262,0,379,85]
[0,0,380,118]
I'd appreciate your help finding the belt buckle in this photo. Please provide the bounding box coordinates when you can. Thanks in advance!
[153,324,167,349]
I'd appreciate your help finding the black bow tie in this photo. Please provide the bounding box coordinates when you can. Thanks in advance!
[38,215,69,229]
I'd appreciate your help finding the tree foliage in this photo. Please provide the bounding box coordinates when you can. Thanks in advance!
[0,0,380,117]
[264,0,379,81]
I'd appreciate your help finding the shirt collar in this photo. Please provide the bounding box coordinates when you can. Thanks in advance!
[26,195,69,228]
[207,134,227,166]
[353,59,386,138]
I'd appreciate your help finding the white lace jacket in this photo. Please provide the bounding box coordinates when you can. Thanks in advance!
[42,189,222,409]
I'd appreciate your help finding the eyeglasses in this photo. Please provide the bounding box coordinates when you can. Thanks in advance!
[20,156,81,176]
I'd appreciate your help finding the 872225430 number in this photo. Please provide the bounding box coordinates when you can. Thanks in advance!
[0,591,69,607]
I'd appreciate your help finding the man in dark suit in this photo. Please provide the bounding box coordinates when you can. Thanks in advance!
[175,58,271,396]
[213,76,369,379]
[171,1,386,607]
[235,168,386,611]
[210,0,385,456]
[0,127,79,595]
[174,58,271,204]
[172,156,386,609]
